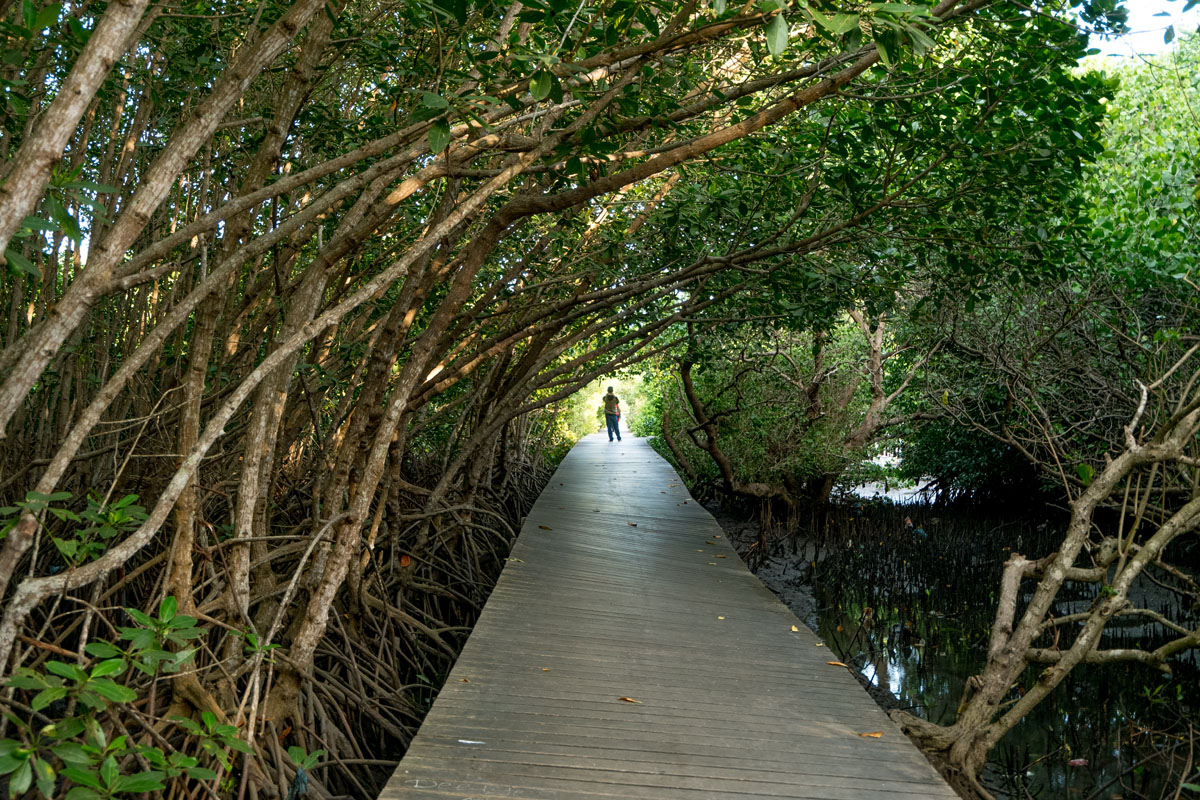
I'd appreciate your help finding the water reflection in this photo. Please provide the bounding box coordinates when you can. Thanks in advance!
[805,508,1200,799]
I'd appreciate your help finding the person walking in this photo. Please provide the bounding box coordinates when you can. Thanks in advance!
[602,386,622,442]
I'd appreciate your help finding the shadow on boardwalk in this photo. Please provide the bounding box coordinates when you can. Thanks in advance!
[380,434,957,800]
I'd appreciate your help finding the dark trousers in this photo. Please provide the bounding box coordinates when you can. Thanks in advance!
[605,413,621,441]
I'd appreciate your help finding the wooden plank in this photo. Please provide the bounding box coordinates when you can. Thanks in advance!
[378,434,956,800]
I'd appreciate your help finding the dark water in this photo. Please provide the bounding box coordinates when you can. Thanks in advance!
[806,508,1200,799]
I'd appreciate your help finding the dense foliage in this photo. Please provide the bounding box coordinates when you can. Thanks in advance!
[639,30,1200,797]
[0,0,1190,797]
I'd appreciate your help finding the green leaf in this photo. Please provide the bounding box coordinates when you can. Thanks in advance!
[50,743,91,764]
[46,660,83,680]
[186,766,218,780]
[875,33,893,67]
[63,767,104,790]
[114,771,166,792]
[4,248,39,278]
[63,180,120,194]
[825,13,859,35]
[765,13,788,56]
[84,641,121,659]
[89,679,137,704]
[31,686,68,710]
[21,216,57,232]
[171,716,203,735]
[9,758,32,796]
[0,748,23,776]
[420,91,449,109]
[428,120,450,154]
[869,2,928,14]
[33,756,55,797]
[90,658,126,679]
[8,758,31,796]
[529,70,552,101]
[1163,24,1174,44]
[99,756,117,788]
[65,788,104,800]
[158,596,177,622]
[28,491,71,502]
[33,3,61,31]
[125,608,154,628]
[1076,463,1094,486]
[226,737,254,755]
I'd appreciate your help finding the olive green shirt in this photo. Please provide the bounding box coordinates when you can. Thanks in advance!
[602,392,620,414]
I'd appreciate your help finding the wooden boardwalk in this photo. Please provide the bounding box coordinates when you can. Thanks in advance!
[379,434,957,800]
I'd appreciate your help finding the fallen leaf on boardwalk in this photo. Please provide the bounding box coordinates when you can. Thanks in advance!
[538,525,552,530]
[505,557,524,563]
[459,678,470,683]
[618,697,642,704]
[815,643,825,647]
[791,625,799,632]
[697,549,703,552]
[627,522,637,527]
[705,541,717,545]
[857,732,884,738]
[541,668,551,672]
[400,554,411,567]
[714,535,722,538]
[708,562,718,565]
[716,555,727,559]
[826,661,850,667]
[717,616,725,620]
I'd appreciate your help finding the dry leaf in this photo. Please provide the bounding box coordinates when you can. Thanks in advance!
[708,562,717,565]
[717,616,725,620]
[627,522,637,527]
[714,535,722,539]
[716,555,727,559]
[857,732,884,738]
[459,678,470,683]
[541,668,550,672]
[400,554,411,567]
[826,661,850,667]
[790,625,799,632]
[705,541,717,545]
[618,696,642,704]
[815,643,825,647]
[538,525,552,530]
[505,557,524,563]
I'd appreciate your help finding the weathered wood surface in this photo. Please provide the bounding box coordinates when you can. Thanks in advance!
[379,434,957,800]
